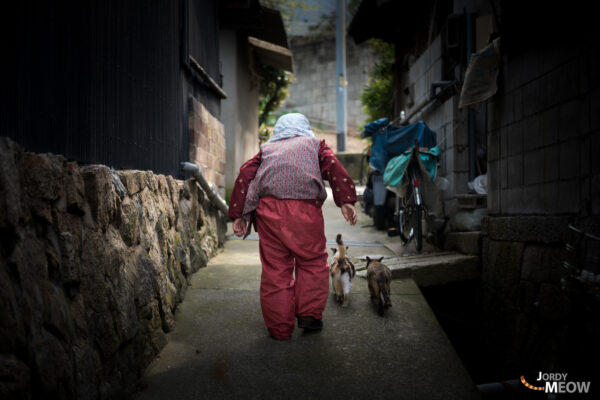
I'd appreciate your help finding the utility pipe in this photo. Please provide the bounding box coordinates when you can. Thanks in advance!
[476,379,521,395]
[335,0,347,152]
[404,81,456,123]
[466,11,477,181]
[181,162,229,216]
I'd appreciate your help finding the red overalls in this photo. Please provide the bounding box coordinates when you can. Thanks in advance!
[229,139,356,340]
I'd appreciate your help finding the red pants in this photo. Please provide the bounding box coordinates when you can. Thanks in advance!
[255,197,329,339]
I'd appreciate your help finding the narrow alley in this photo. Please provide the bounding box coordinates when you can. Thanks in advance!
[135,189,480,400]
[2,0,599,399]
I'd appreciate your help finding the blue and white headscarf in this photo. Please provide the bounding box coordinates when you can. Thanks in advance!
[269,113,316,142]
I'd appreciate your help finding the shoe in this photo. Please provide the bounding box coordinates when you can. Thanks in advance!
[297,316,323,330]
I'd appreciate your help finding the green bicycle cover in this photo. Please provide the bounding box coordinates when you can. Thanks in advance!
[383,146,440,187]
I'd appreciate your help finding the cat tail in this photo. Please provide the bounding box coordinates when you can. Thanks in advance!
[336,234,346,259]
[378,274,392,310]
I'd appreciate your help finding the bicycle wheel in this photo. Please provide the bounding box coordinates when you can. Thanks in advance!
[414,205,422,252]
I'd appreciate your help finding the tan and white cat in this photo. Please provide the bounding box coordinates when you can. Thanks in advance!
[366,256,392,316]
[330,234,355,308]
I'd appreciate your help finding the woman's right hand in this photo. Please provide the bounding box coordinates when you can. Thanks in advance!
[341,203,357,226]
[233,218,247,237]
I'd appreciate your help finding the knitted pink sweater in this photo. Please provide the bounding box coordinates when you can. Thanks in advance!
[242,136,326,216]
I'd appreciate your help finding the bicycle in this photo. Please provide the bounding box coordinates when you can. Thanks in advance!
[391,139,430,252]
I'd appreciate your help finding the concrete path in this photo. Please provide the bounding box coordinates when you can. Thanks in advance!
[135,189,480,400]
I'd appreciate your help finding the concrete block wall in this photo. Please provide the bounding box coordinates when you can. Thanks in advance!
[404,34,470,225]
[480,43,600,375]
[281,37,375,131]
[406,36,444,114]
[487,45,599,217]
[188,97,226,197]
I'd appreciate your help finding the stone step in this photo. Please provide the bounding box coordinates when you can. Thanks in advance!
[356,251,480,287]
[444,231,481,255]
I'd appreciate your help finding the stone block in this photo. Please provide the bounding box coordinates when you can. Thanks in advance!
[557,179,580,214]
[80,165,119,231]
[500,157,508,190]
[518,280,538,314]
[500,127,508,158]
[541,182,558,214]
[506,154,523,188]
[523,79,541,117]
[513,87,523,123]
[523,115,541,152]
[499,92,514,126]
[539,107,559,147]
[487,161,500,214]
[579,95,590,136]
[537,283,570,321]
[559,139,580,180]
[521,48,543,84]
[590,86,600,131]
[558,100,582,140]
[487,129,500,162]
[521,244,555,282]
[539,70,558,111]
[500,187,524,214]
[487,216,570,243]
[443,231,481,255]
[590,46,600,89]
[521,184,543,214]
[557,59,580,102]
[592,174,600,215]
[542,145,559,183]
[524,149,543,185]
[482,240,524,290]
[506,123,523,156]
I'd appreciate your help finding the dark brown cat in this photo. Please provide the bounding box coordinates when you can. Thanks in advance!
[366,256,392,316]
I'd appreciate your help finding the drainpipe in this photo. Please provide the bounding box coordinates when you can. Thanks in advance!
[181,162,229,216]
[466,11,477,181]
[404,81,456,124]
[476,379,521,396]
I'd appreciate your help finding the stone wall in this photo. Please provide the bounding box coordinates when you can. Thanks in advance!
[188,96,227,197]
[0,137,226,399]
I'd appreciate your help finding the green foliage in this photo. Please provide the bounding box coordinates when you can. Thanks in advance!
[258,65,295,138]
[360,39,395,122]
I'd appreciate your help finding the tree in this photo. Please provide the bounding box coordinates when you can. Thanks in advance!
[258,65,294,135]
[256,1,315,139]
[360,39,395,122]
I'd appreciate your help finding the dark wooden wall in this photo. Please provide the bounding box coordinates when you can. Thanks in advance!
[3,0,221,177]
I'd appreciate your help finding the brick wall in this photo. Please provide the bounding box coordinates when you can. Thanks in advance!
[188,96,226,197]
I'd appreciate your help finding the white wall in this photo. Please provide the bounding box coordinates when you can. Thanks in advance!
[220,30,260,200]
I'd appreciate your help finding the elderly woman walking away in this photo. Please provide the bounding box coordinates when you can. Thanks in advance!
[228,113,357,340]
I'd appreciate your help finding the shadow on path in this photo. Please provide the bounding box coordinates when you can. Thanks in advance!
[135,191,480,400]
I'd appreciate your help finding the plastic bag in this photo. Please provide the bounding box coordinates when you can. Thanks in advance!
[468,174,487,195]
